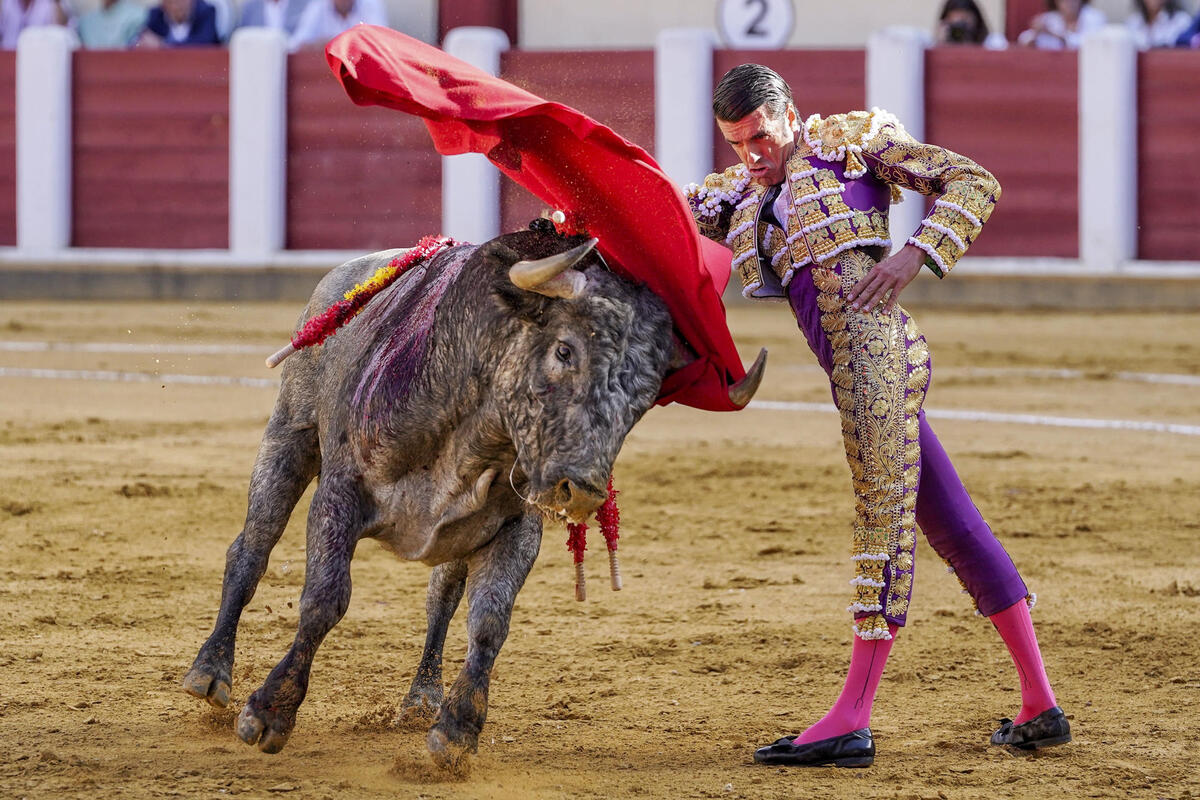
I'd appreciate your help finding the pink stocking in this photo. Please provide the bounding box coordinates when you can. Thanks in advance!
[793,624,898,744]
[989,599,1057,725]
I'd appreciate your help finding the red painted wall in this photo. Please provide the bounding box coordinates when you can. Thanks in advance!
[438,0,518,46]
[711,49,865,173]
[1137,50,1200,261]
[72,51,229,249]
[285,50,441,250]
[20,46,1196,260]
[1005,0,1045,41]
[925,48,1079,257]
[0,52,13,247]
[497,50,655,234]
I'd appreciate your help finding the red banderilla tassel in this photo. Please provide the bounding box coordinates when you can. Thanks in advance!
[566,521,587,602]
[597,478,621,591]
[265,235,456,368]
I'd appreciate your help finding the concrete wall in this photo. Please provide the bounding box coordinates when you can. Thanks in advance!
[521,0,1007,48]
[520,0,1200,49]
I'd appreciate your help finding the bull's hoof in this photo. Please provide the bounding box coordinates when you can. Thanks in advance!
[236,701,293,754]
[182,666,231,709]
[394,693,441,731]
[426,727,475,777]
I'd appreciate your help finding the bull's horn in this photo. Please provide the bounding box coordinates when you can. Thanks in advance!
[508,237,597,299]
[728,348,768,408]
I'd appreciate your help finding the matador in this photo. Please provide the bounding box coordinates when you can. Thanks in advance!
[686,64,1071,767]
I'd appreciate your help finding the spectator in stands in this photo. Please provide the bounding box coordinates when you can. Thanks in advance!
[77,0,147,48]
[935,0,1008,48]
[1125,0,1192,48]
[0,0,67,49]
[288,0,384,51]
[1017,0,1106,48]
[136,0,221,46]
[1176,10,1200,46]
[237,0,312,38]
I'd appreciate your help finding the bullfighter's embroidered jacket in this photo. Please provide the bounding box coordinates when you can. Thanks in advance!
[685,108,1001,299]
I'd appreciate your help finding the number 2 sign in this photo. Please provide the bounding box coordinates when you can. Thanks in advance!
[717,0,795,49]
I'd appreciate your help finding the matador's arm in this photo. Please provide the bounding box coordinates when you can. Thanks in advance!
[850,112,1001,278]
[682,164,752,246]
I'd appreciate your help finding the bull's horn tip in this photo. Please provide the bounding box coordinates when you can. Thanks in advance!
[728,347,768,408]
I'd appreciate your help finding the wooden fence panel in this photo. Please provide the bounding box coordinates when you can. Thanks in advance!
[72,51,229,249]
[286,50,441,251]
[0,52,14,247]
[1137,50,1200,261]
[926,48,1079,257]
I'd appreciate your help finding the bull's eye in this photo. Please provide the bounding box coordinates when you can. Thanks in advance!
[555,343,573,364]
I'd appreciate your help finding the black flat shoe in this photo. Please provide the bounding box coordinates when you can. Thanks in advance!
[753,728,874,767]
[990,706,1072,750]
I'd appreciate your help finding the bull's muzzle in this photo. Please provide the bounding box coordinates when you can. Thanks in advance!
[546,475,608,523]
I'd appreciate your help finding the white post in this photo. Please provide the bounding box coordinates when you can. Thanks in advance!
[442,27,509,243]
[1079,26,1137,271]
[229,28,288,257]
[16,27,76,254]
[866,26,929,252]
[655,28,716,187]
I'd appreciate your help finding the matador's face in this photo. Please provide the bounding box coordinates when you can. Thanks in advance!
[717,103,799,188]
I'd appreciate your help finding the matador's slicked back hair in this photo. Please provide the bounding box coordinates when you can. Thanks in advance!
[712,63,793,122]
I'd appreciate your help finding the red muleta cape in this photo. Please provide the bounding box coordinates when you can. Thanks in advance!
[324,25,746,412]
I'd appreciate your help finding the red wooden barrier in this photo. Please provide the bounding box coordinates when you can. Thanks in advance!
[1005,0,1044,42]
[498,50,655,234]
[72,51,229,249]
[711,49,865,173]
[1137,50,1200,262]
[286,50,441,251]
[925,48,1078,257]
[24,46,1195,262]
[0,52,13,247]
[439,0,518,46]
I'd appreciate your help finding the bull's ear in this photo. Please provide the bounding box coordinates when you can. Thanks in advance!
[477,239,523,268]
[493,281,551,325]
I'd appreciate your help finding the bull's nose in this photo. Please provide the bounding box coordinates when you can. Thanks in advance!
[553,477,607,520]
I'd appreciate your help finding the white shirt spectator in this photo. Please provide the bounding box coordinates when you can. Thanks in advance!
[288,0,384,51]
[262,0,285,30]
[982,31,1009,49]
[1018,4,1107,49]
[1125,8,1192,48]
[238,0,312,36]
[0,0,63,49]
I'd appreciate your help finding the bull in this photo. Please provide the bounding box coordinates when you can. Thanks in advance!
[181,224,766,770]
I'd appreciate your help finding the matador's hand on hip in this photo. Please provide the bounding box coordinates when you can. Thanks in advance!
[846,244,926,314]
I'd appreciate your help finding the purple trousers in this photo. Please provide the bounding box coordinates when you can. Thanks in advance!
[787,249,1028,637]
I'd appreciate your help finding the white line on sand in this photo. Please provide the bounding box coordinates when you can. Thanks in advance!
[0,366,278,389]
[747,400,1200,437]
[777,362,1200,387]
[6,341,1200,387]
[1,364,1197,437]
[0,341,265,355]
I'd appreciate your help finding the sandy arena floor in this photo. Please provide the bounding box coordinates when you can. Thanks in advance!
[1,300,1198,800]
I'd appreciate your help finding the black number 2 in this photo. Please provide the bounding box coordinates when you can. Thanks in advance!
[744,0,768,37]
